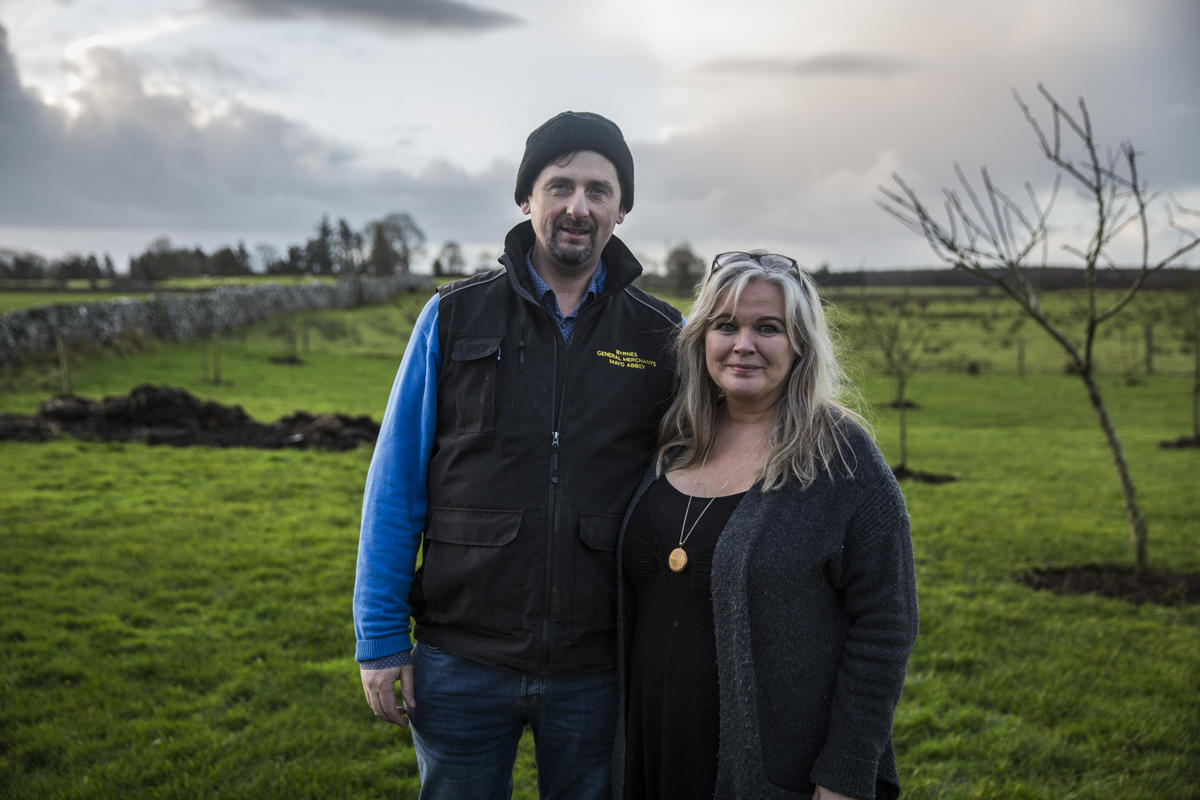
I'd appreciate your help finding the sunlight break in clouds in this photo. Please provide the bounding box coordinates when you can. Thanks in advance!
[48,15,203,115]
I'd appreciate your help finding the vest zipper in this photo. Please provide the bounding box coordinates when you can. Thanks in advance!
[543,333,567,670]
[540,291,602,670]
[550,431,560,484]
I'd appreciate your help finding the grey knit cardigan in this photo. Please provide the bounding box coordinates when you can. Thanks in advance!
[613,419,919,800]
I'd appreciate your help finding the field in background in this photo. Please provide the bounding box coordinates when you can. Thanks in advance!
[0,276,341,314]
[0,291,147,314]
[1,286,1198,799]
[825,286,1196,380]
[0,293,429,418]
[4,281,1193,379]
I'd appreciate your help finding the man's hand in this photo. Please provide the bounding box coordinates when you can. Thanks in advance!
[361,664,415,727]
[813,786,857,800]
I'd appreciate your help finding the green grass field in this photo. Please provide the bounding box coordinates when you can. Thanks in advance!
[0,292,150,314]
[0,276,340,314]
[1,286,1198,799]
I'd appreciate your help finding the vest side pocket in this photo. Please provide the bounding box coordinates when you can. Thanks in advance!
[419,506,525,637]
[571,512,621,641]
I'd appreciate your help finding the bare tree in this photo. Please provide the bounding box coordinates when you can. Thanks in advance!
[1184,286,1200,443]
[306,215,336,275]
[367,222,397,276]
[433,241,466,276]
[879,85,1200,572]
[365,212,426,275]
[255,243,282,274]
[665,242,704,295]
[336,218,363,275]
[854,293,931,474]
[1151,262,1200,442]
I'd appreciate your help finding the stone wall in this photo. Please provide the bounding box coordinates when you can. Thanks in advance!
[0,275,432,369]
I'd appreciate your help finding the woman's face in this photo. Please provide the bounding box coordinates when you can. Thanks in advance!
[704,279,796,412]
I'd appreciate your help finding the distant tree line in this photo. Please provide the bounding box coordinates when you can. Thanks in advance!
[259,212,428,279]
[0,211,467,284]
[0,251,119,285]
[810,265,1199,291]
[630,244,1200,297]
[127,240,256,282]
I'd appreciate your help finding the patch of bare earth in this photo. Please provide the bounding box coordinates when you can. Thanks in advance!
[0,384,378,451]
[1021,565,1200,606]
[891,465,958,484]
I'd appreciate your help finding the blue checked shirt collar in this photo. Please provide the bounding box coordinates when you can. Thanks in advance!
[524,250,607,343]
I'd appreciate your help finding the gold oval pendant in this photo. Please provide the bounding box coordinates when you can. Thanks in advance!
[668,547,688,573]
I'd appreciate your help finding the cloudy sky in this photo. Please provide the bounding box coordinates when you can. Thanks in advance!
[1,0,1197,273]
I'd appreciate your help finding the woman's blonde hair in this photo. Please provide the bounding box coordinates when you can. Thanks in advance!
[656,253,862,490]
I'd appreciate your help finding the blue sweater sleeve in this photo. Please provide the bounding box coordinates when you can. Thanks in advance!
[353,292,441,661]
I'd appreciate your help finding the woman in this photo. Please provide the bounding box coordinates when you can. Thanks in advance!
[615,252,918,800]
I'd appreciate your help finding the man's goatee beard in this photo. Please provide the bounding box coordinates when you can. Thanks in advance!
[549,228,595,267]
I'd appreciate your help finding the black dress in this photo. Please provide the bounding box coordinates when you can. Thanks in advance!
[623,474,746,800]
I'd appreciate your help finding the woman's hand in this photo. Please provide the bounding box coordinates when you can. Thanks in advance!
[813,785,857,800]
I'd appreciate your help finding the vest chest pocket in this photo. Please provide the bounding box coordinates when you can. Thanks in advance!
[449,335,502,434]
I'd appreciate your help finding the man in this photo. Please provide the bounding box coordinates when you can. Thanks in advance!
[354,111,682,799]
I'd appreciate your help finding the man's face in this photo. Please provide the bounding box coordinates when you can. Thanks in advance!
[520,151,626,274]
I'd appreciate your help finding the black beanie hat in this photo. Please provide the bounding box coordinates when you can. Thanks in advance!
[514,111,634,212]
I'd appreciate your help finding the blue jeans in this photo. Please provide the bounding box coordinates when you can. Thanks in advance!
[409,641,617,800]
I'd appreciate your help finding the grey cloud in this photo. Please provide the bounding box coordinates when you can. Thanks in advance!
[0,24,22,102]
[628,52,1200,270]
[388,123,430,149]
[702,53,910,77]
[205,0,522,31]
[170,48,264,86]
[0,31,351,227]
[0,24,517,254]
[0,26,70,209]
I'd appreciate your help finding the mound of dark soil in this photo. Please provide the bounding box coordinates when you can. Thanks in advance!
[0,385,378,451]
[1022,565,1200,606]
[891,465,958,484]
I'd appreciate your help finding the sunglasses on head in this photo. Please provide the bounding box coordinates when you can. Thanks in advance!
[710,251,800,276]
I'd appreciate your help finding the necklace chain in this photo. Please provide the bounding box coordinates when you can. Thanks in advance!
[677,442,759,550]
